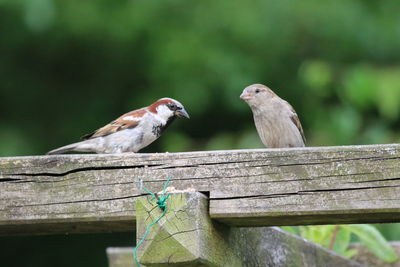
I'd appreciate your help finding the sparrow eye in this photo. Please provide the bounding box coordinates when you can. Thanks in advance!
[168,103,177,110]
[255,89,260,93]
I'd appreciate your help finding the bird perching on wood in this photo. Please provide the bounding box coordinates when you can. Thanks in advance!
[47,98,190,154]
[240,84,306,148]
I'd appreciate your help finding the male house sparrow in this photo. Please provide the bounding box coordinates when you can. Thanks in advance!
[47,98,189,154]
[240,84,305,148]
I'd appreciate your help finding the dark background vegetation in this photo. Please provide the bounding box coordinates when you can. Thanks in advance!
[1,0,399,266]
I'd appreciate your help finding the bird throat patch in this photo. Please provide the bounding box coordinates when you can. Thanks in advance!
[152,117,176,137]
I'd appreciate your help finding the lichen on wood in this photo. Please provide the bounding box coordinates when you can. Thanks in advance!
[135,192,241,266]
[1,144,400,235]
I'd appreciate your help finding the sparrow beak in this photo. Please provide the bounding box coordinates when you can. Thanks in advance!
[176,108,190,119]
[240,91,252,101]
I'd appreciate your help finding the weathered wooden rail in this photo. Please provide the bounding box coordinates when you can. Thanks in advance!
[1,144,400,266]
[1,144,400,235]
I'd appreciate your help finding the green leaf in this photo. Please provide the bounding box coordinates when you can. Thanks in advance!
[281,226,298,235]
[24,0,55,32]
[344,249,358,259]
[341,64,377,109]
[375,69,400,121]
[299,226,309,239]
[299,60,332,97]
[342,224,398,263]
[297,225,336,248]
[332,227,351,256]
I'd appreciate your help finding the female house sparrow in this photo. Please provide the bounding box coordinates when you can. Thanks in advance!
[240,84,305,148]
[47,98,189,154]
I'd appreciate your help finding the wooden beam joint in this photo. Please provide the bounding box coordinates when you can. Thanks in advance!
[132,192,362,267]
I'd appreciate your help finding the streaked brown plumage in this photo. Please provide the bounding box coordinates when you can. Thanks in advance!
[240,84,305,148]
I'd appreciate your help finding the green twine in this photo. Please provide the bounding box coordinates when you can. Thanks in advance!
[133,177,172,267]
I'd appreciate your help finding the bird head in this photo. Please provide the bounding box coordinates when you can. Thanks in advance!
[149,98,190,121]
[240,84,276,108]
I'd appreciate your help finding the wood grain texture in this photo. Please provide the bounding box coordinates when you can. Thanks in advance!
[1,144,400,235]
[136,193,241,266]
[107,227,362,267]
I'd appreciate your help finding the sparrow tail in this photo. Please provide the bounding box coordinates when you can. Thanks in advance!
[46,143,80,155]
[46,140,96,155]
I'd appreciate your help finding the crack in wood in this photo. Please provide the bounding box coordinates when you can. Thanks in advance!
[11,194,145,208]
[4,156,399,181]
[2,144,400,235]
[300,184,400,193]
[155,228,201,243]
[351,177,400,183]
[313,172,377,179]
[5,160,264,178]
[0,178,21,182]
[254,178,314,184]
[8,165,163,177]
[211,185,400,201]
[273,156,400,168]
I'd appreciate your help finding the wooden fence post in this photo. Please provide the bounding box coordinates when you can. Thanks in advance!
[135,192,241,266]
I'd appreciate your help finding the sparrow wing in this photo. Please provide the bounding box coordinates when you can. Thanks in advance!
[287,103,306,144]
[81,108,147,140]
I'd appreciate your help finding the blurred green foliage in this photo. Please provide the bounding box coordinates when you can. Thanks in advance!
[1,0,400,266]
[1,0,399,157]
[283,225,398,262]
